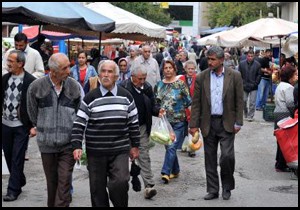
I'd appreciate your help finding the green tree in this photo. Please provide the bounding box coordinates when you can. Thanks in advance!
[206,2,278,27]
[110,2,172,26]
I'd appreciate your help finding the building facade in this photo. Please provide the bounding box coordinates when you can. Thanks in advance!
[164,2,209,36]
[268,2,298,22]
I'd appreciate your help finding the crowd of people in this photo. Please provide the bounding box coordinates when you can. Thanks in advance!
[2,32,298,207]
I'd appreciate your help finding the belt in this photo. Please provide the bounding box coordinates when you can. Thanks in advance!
[211,115,223,118]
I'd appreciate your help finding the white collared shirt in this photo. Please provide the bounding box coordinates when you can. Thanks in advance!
[100,84,118,96]
[2,45,45,78]
[132,55,160,89]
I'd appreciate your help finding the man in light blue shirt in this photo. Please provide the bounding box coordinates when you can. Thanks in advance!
[189,46,243,201]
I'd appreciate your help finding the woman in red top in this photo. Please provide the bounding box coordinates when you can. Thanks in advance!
[70,50,98,87]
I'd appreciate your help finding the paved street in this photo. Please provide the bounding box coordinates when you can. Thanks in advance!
[2,110,298,207]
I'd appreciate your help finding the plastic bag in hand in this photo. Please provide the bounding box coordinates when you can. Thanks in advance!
[150,115,176,145]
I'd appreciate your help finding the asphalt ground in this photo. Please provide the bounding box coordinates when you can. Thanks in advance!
[2,110,298,207]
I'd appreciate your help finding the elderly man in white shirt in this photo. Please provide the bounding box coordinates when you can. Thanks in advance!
[132,45,161,89]
[2,33,44,78]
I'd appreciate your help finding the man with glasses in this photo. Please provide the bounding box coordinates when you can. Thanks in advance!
[2,50,36,201]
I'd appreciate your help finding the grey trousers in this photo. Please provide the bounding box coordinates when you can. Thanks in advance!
[243,90,257,119]
[137,124,155,188]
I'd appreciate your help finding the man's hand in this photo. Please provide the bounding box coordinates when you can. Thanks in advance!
[29,127,37,138]
[158,108,165,118]
[129,147,139,161]
[189,128,199,137]
[234,126,241,134]
[73,149,82,161]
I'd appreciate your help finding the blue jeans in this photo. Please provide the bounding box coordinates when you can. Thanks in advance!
[161,121,186,176]
[256,78,271,109]
[272,83,277,97]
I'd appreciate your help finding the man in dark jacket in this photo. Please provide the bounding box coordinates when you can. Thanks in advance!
[238,50,261,121]
[189,46,244,201]
[2,50,36,202]
[120,64,162,200]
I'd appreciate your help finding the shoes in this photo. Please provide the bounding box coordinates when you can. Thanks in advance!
[188,152,196,157]
[222,189,231,200]
[256,108,263,111]
[204,193,219,200]
[275,167,292,172]
[144,187,157,199]
[3,194,18,202]
[170,173,179,179]
[161,174,170,184]
[247,118,254,122]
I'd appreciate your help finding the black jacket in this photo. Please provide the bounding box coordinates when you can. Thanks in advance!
[238,59,262,92]
[2,71,36,130]
[120,79,160,136]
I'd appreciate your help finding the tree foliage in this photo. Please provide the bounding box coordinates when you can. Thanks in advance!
[206,2,278,28]
[110,2,172,26]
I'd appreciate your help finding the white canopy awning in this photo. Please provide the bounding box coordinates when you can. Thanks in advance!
[197,28,236,46]
[85,2,166,41]
[217,17,298,48]
[281,32,298,57]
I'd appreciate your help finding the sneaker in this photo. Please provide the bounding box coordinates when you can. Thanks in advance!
[161,174,169,184]
[247,118,254,122]
[3,194,18,202]
[177,149,186,153]
[188,151,196,157]
[275,167,292,172]
[144,187,157,199]
[169,173,179,179]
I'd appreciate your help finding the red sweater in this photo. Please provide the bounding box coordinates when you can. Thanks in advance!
[179,74,197,122]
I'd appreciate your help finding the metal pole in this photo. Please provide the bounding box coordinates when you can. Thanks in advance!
[270,44,273,103]
[38,25,42,35]
[68,39,70,60]
[99,32,102,55]
[18,24,23,33]
[260,10,262,19]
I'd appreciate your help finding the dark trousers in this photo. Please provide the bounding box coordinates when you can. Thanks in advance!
[275,142,288,169]
[274,120,288,169]
[87,152,130,207]
[2,124,29,197]
[204,118,235,194]
[41,149,75,207]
